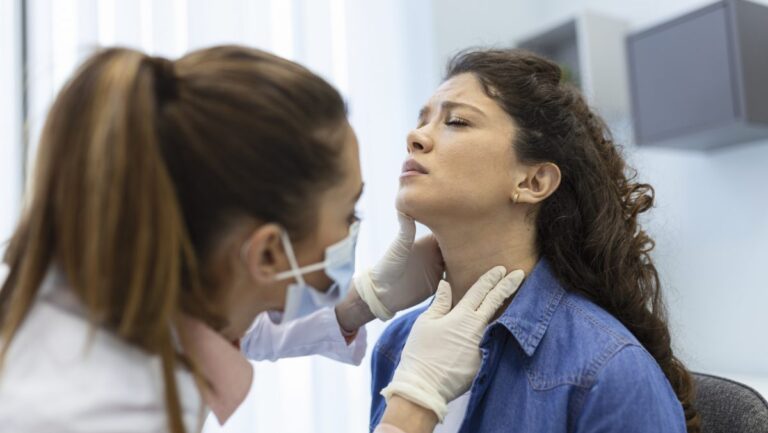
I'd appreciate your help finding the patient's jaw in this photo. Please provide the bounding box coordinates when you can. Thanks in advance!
[397,73,561,306]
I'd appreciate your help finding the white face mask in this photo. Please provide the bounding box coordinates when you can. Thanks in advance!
[270,221,360,324]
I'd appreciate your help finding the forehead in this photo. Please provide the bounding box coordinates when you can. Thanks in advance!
[428,73,496,110]
[426,73,516,139]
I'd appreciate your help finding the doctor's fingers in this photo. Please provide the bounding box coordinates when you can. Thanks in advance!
[475,270,525,320]
[425,280,453,317]
[455,266,507,312]
[394,212,416,247]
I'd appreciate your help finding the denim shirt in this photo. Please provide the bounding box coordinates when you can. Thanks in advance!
[369,259,687,433]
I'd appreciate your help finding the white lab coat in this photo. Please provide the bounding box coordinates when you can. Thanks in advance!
[0,270,367,433]
[240,307,367,365]
[0,271,203,433]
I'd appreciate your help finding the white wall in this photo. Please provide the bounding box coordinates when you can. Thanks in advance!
[419,0,768,395]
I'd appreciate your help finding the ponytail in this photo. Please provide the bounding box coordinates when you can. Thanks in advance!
[1,49,207,433]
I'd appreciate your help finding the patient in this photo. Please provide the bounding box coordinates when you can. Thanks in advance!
[369,49,700,433]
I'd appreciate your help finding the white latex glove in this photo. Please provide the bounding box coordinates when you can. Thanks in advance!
[380,266,525,421]
[354,212,443,321]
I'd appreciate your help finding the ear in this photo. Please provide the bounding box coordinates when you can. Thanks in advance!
[513,162,561,205]
[242,223,287,284]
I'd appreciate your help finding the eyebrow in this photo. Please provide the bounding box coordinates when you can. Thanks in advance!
[418,101,485,124]
[352,182,364,203]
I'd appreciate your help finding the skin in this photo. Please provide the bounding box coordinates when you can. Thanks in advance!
[334,284,377,333]
[396,72,562,308]
[381,396,439,433]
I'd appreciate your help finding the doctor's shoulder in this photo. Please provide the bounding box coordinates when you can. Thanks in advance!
[0,289,202,433]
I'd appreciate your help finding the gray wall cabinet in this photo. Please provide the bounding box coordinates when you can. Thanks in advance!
[627,0,768,150]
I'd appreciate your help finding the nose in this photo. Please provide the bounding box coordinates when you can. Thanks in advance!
[407,127,434,154]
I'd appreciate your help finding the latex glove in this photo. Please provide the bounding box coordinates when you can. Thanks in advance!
[380,266,525,421]
[354,213,443,321]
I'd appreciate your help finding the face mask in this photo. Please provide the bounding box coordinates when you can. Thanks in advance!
[272,221,360,324]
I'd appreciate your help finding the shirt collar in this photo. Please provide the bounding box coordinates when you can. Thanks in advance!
[493,258,565,357]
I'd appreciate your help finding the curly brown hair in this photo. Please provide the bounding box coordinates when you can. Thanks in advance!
[447,48,700,432]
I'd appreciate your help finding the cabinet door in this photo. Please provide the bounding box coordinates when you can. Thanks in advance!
[629,4,738,144]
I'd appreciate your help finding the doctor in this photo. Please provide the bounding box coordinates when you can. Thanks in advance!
[0,45,524,433]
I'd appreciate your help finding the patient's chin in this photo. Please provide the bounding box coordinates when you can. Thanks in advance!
[396,188,423,218]
[396,189,442,226]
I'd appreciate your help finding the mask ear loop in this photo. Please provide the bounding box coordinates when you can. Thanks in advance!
[240,229,311,286]
[276,229,307,286]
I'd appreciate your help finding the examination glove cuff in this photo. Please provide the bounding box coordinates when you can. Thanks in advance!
[380,372,448,422]
[354,270,395,321]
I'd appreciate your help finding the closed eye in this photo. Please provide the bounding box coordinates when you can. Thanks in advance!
[445,118,469,127]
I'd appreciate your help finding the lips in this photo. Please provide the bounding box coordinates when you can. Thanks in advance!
[401,158,429,175]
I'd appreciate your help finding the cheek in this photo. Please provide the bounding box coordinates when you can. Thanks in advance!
[449,134,512,188]
[398,134,512,216]
[446,146,500,180]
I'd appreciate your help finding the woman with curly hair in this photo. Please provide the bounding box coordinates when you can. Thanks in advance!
[370,49,699,433]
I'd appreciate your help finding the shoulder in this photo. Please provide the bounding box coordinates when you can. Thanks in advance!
[596,344,675,390]
[518,290,686,429]
[573,345,687,431]
[524,290,649,390]
[559,290,639,348]
[372,306,427,365]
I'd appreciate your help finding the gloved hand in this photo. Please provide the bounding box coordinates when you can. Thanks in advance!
[354,212,443,321]
[380,266,525,421]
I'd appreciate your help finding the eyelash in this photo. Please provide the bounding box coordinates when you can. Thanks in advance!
[415,116,470,129]
[445,118,469,127]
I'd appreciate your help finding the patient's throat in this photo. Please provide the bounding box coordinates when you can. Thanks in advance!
[446,271,519,322]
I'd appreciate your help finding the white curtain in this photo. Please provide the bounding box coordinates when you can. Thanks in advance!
[0,0,24,284]
[9,0,432,432]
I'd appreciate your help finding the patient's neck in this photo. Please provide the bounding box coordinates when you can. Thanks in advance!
[432,215,538,308]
